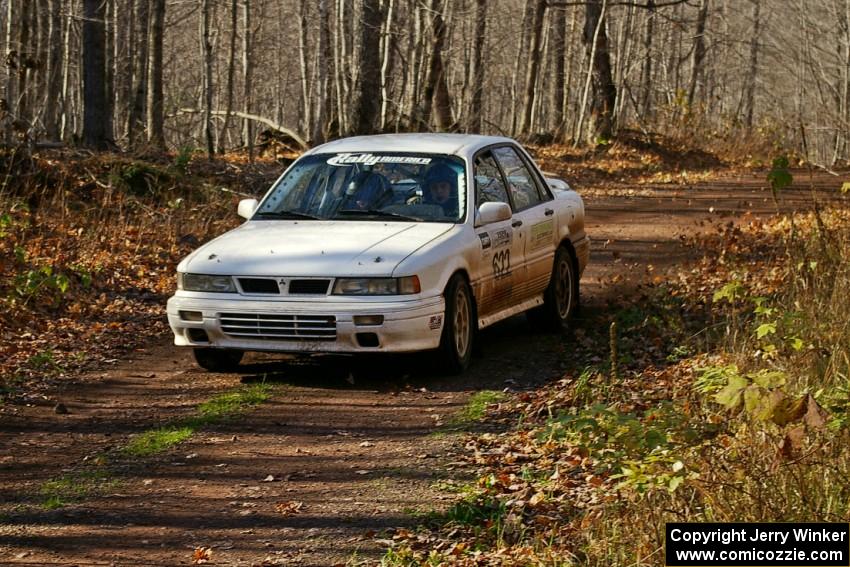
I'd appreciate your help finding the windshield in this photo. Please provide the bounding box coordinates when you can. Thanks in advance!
[255,153,467,222]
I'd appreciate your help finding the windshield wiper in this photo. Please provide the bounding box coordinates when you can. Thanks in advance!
[253,210,321,220]
[336,209,423,221]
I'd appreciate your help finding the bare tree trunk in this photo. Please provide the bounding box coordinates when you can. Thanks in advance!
[612,2,635,123]
[422,0,452,130]
[3,0,15,143]
[520,0,546,135]
[146,0,164,147]
[219,0,238,152]
[104,0,115,140]
[35,0,49,132]
[457,4,469,124]
[744,0,760,130]
[404,0,422,128]
[242,0,254,157]
[468,0,486,133]
[332,0,343,133]
[563,6,578,140]
[201,0,214,157]
[75,0,84,139]
[432,39,453,130]
[83,0,109,148]
[670,1,684,116]
[44,0,63,140]
[550,3,566,136]
[639,0,654,120]
[794,0,808,159]
[274,3,284,125]
[311,0,330,143]
[379,0,395,131]
[298,0,312,136]
[16,0,30,125]
[128,0,149,147]
[351,0,381,135]
[510,0,534,135]
[532,11,550,132]
[335,0,351,135]
[442,0,459,122]
[347,0,359,113]
[60,0,73,140]
[582,0,616,143]
[835,0,850,164]
[115,0,134,142]
[686,0,709,109]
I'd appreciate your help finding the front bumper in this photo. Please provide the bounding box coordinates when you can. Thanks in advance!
[166,294,446,354]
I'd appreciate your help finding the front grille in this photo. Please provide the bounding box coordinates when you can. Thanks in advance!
[238,278,280,294]
[219,312,336,341]
[288,279,331,294]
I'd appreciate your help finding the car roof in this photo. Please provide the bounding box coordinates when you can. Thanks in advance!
[306,133,516,158]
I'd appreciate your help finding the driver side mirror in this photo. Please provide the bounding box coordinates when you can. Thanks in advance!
[474,202,512,227]
[237,198,258,219]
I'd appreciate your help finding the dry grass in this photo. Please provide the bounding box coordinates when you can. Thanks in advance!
[577,207,850,565]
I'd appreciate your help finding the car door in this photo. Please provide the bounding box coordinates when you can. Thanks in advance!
[491,146,557,301]
[470,150,526,317]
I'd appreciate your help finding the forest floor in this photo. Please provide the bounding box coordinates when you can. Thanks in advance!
[0,139,847,565]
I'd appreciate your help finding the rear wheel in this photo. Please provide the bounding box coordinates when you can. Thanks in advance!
[437,274,475,374]
[527,246,578,332]
[193,348,244,372]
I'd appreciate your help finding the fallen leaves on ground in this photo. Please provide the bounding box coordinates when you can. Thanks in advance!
[0,150,283,400]
[274,501,303,516]
[192,546,213,564]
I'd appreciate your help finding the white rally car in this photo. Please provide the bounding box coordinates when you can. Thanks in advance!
[167,134,589,373]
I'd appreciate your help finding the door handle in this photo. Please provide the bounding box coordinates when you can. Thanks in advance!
[544,208,554,216]
[511,220,523,228]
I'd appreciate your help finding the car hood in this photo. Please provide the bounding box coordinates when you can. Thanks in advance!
[180,220,454,277]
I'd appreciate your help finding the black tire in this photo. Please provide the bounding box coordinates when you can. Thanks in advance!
[527,246,578,332]
[193,348,244,372]
[436,274,475,374]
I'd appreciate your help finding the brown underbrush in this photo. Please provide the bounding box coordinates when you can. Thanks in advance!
[0,147,283,399]
[380,181,850,565]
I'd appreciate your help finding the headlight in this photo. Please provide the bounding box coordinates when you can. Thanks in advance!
[178,272,237,293]
[332,276,420,296]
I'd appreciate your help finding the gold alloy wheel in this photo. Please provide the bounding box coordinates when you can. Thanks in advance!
[453,285,471,358]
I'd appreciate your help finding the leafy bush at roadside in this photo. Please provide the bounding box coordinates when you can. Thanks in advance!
[381,178,850,565]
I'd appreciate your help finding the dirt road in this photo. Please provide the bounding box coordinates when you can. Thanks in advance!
[0,172,842,566]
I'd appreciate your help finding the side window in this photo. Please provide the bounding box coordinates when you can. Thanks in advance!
[492,146,544,211]
[473,151,510,206]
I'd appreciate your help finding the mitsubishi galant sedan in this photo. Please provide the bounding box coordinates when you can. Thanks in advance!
[167,134,589,374]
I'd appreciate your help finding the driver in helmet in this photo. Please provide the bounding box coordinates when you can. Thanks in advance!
[343,170,392,210]
[424,163,458,216]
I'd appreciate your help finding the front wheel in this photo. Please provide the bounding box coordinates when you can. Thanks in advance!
[193,348,244,372]
[528,246,578,332]
[436,274,475,374]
